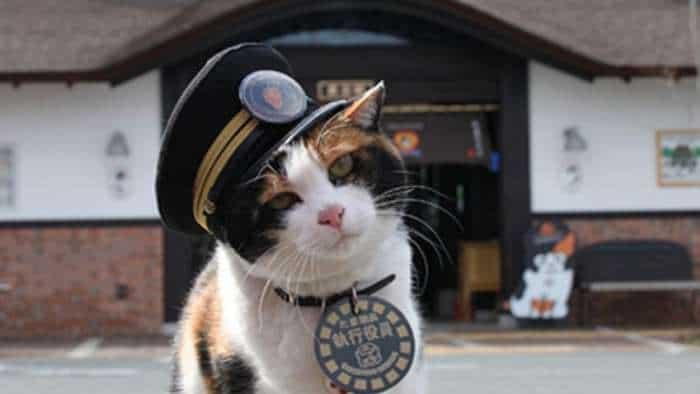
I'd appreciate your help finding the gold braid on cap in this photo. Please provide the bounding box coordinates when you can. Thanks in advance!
[192,109,260,232]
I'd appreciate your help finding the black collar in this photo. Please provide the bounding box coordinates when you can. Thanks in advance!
[273,274,396,307]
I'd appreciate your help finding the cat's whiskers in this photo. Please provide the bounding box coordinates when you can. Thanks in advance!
[385,210,454,267]
[376,196,463,231]
[407,228,448,269]
[283,250,311,309]
[377,209,451,270]
[372,184,424,198]
[257,270,282,332]
[248,243,291,284]
[293,254,321,341]
[277,241,355,297]
[373,188,453,215]
[242,243,286,284]
[373,189,411,205]
[372,184,414,201]
[405,235,430,295]
[290,245,326,290]
[375,183,453,202]
[242,262,258,284]
[257,277,274,332]
[311,254,320,296]
[311,256,325,301]
[257,249,299,332]
[293,252,310,300]
[373,185,455,230]
[288,238,327,268]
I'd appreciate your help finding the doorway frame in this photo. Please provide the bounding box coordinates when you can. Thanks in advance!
[160,2,531,322]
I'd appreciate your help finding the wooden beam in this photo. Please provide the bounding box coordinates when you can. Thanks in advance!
[499,58,531,293]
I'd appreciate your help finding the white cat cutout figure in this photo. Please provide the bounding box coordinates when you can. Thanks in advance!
[510,252,574,319]
[510,228,576,320]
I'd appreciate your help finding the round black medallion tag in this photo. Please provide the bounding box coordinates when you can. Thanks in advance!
[314,296,415,393]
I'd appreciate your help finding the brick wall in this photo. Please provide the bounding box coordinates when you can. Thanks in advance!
[0,224,163,338]
[561,216,700,326]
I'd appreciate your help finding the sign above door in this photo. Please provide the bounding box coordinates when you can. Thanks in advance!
[383,111,493,166]
[316,79,375,101]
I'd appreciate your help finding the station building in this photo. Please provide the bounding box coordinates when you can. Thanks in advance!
[1,0,699,337]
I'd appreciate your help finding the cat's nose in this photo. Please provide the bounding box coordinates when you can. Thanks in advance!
[318,204,345,230]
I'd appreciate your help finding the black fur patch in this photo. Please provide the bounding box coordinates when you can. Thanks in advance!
[365,145,406,200]
[173,343,257,393]
[214,355,258,394]
[197,329,214,378]
[210,180,282,262]
[268,151,288,176]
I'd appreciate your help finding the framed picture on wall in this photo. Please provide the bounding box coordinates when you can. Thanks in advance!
[656,129,700,187]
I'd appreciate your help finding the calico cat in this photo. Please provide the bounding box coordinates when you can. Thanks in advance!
[171,82,425,394]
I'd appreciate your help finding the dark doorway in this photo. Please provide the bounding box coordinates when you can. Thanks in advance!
[406,163,500,318]
[400,108,501,319]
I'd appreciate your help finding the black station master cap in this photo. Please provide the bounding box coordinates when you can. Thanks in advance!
[156,43,348,235]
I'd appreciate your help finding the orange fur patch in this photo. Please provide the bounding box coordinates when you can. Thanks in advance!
[553,233,576,257]
[339,81,384,124]
[259,174,293,204]
[307,121,381,166]
[177,264,233,394]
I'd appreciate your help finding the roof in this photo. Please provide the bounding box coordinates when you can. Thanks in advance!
[0,0,698,83]
[469,0,697,69]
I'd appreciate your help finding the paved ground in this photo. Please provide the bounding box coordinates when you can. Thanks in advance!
[1,329,699,394]
[1,358,170,394]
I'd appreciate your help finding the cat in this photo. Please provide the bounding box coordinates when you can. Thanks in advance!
[171,82,426,394]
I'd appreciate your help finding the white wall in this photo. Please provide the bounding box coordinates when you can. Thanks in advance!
[0,72,161,221]
[530,62,700,213]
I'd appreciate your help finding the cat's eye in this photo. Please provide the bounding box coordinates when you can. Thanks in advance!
[267,192,300,210]
[329,154,354,179]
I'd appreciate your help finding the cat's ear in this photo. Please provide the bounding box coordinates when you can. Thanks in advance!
[340,81,385,130]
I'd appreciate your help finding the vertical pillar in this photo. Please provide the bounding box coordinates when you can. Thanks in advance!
[499,58,531,294]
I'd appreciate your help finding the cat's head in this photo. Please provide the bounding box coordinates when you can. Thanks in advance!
[210,82,406,282]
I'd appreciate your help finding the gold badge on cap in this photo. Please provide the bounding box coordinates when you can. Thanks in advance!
[239,70,307,124]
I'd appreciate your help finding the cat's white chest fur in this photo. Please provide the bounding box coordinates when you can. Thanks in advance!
[215,233,425,394]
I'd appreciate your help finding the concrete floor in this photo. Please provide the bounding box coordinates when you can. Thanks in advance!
[428,351,700,394]
[1,331,699,393]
